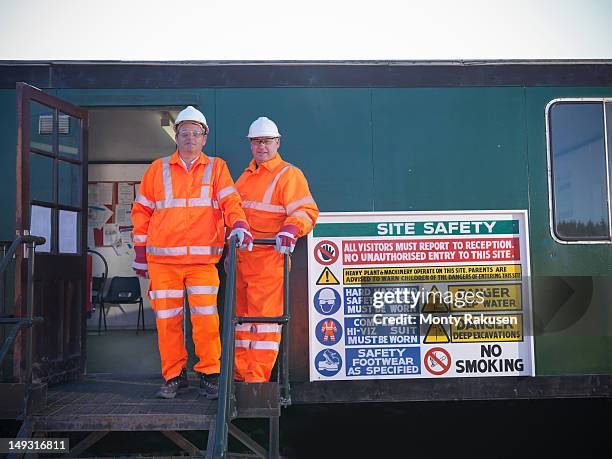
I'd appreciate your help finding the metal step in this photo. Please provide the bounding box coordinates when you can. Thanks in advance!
[32,377,216,431]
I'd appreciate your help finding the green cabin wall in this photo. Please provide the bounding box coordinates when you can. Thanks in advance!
[0,84,610,376]
[0,90,17,241]
[525,86,612,375]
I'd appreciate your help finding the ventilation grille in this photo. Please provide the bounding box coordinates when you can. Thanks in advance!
[38,115,70,134]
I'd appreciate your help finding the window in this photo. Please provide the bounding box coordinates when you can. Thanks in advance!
[547,99,612,242]
[28,100,83,253]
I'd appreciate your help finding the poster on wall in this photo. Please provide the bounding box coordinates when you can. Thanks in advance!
[87,181,138,249]
[307,210,534,381]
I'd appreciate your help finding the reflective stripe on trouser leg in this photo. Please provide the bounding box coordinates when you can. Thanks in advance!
[148,262,187,381]
[185,264,221,375]
[247,325,282,382]
[236,247,285,382]
[234,323,251,382]
[234,272,250,381]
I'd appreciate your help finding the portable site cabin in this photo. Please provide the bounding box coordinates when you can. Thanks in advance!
[0,60,611,456]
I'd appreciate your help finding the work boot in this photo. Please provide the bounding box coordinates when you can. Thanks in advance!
[200,373,219,400]
[156,368,189,399]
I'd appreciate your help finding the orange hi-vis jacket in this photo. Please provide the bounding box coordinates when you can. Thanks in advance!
[233,152,318,382]
[132,150,247,265]
[235,153,318,241]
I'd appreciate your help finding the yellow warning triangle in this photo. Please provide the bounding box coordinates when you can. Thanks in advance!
[421,286,449,313]
[316,267,340,285]
[424,323,450,344]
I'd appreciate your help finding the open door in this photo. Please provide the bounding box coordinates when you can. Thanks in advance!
[15,82,88,384]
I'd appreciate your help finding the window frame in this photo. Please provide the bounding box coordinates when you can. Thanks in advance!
[545,97,612,244]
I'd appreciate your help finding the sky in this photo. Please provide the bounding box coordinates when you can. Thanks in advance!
[0,0,610,61]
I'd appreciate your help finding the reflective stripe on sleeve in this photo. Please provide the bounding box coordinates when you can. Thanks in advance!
[235,340,250,348]
[186,286,219,295]
[286,196,315,215]
[242,201,286,214]
[147,246,188,256]
[155,307,184,319]
[132,262,148,270]
[217,185,237,200]
[190,306,218,315]
[135,194,155,209]
[290,210,314,225]
[133,234,148,243]
[149,289,184,299]
[235,323,252,332]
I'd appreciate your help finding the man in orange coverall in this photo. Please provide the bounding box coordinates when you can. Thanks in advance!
[132,106,253,399]
[234,117,319,382]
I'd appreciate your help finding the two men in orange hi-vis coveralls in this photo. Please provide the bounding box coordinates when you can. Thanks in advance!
[234,117,319,382]
[132,106,254,399]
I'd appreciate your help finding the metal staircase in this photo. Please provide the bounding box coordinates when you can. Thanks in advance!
[2,237,290,458]
[0,236,46,437]
[210,238,291,458]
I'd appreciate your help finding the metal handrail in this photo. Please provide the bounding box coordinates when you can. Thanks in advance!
[0,235,46,417]
[212,238,291,458]
[0,240,12,315]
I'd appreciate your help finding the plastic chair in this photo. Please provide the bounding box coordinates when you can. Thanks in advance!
[98,276,145,334]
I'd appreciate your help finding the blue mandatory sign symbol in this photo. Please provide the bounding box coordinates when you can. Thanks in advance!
[315,349,343,377]
[315,318,343,346]
[313,287,342,315]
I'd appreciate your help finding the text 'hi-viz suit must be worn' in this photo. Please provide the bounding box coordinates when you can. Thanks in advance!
[234,153,319,382]
[132,150,247,381]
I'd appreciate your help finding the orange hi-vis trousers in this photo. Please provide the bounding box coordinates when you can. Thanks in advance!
[234,247,284,382]
[148,262,221,381]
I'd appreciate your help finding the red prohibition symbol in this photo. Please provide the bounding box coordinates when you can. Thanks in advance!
[314,240,339,265]
[424,347,452,375]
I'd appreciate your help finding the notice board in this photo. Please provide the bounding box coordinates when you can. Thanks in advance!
[88,181,139,250]
[307,210,534,381]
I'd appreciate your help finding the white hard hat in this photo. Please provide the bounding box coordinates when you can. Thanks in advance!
[174,106,208,132]
[247,117,281,138]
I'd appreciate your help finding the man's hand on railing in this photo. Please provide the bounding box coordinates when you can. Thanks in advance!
[275,224,299,254]
[228,221,254,251]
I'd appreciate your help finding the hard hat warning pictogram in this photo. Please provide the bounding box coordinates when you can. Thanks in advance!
[421,286,449,313]
[314,240,339,265]
[316,267,340,285]
[424,347,451,375]
[313,287,342,315]
[423,323,450,344]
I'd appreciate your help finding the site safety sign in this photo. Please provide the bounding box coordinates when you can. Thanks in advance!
[307,211,535,381]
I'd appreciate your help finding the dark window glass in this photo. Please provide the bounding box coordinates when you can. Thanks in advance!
[29,101,54,153]
[58,111,81,158]
[58,161,81,207]
[30,152,54,203]
[550,102,609,240]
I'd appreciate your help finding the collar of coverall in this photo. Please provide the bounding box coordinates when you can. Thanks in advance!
[169,150,210,168]
[246,152,283,173]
